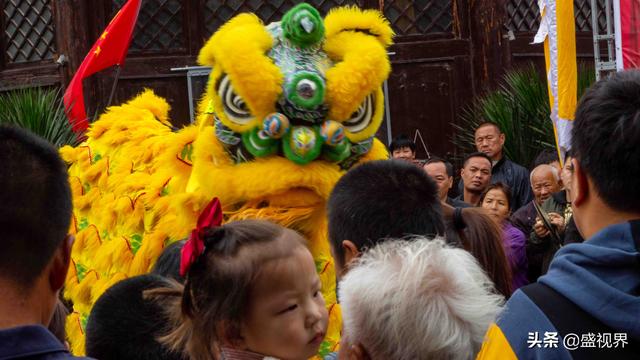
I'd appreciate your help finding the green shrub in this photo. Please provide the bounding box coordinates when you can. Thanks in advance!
[0,87,80,147]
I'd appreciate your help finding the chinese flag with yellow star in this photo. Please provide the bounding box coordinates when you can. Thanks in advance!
[63,0,142,132]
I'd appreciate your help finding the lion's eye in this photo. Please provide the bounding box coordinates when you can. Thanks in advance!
[342,94,373,133]
[217,75,254,125]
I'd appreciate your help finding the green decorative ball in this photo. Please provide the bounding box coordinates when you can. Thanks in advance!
[281,3,324,48]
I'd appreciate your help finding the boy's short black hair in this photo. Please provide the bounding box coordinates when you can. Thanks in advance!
[0,125,72,286]
[151,240,186,282]
[86,274,186,360]
[389,134,416,153]
[328,160,444,266]
[532,148,560,169]
[572,70,640,213]
[425,156,454,177]
[463,152,493,168]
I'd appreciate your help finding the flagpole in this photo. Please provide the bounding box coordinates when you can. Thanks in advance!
[106,65,122,109]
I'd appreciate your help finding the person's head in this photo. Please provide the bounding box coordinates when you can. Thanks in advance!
[444,207,512,298]
[480,182,512,224]
[152,240,186,282]
[86,275,186,360]
[149,220,327,360]
[0,125,73,325]
[530,164,561,205]
[571,70,640,237]
[474,122,505,161]
[328,160,444,279]
[533,148,561,173]
[339,239,503,360]
[389,134,416,162]
[460,152,493,195]
[423,157,454,201]
[561,150,574,201]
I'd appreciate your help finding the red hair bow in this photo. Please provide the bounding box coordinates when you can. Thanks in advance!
[179,197,223,277]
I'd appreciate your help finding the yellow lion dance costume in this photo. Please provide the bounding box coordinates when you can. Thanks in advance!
[61,3,393,357]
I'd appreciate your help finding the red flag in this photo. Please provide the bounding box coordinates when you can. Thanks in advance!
[618,0,640,69]
[63,0,142,132]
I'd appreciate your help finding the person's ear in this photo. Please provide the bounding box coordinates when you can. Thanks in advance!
[571,158,589,207]
[49,234,74,291]
[224,322,247,350]
[346,343,371,360]
[499,133,505,146]
[341,240,360,270]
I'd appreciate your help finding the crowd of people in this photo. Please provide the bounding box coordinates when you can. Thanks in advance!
[1,70,639,359]
[391,123,582,289]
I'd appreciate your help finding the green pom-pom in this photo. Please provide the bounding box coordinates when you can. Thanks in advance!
[323,141,351,163]
[242,128,279,158]
[287,72,325,110]
[282,126,323,165]
[281,3,324,48]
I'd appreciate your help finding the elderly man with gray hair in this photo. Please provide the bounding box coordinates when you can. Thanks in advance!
[510,164,561,237]
[337,238,504,360]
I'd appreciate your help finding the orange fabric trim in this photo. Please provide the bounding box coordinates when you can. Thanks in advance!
[476,323,518,360]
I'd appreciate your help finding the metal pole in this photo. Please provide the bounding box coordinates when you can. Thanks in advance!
[383,79,392,145]
[613,0,623,70]
[187,69,195,123]
[591,0,602,80]
[106,65,122,108]
[605,0,615,61]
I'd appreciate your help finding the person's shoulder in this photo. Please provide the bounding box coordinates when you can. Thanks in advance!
[478,289,571,360]
[33,354,94,359]
[505,222,526,239]
[448,197,471,208]
[50,355,95,360]
[505,158,530,176]
[0,325,95,360]
[512,202,531,217]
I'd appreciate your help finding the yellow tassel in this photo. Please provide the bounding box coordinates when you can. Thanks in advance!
[91,272,127,305]
[65,312,86,356]
[110,237,135,275]
[70,270,99,316]
[64,260,79,298]
[126,89,172,126]
[130,231,167,275]
[325,303,343,352]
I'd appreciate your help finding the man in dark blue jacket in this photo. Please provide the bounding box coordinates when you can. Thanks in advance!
[0,126,91,359]
[477,70,640,359]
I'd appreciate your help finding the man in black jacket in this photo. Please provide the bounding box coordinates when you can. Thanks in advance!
[474,122,533,211]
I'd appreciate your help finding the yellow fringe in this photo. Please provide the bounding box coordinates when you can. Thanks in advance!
[65,312,85,355]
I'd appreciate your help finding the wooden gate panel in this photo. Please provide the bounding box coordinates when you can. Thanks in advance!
[386,52,472,159]
[1,0,60,89]
[380,0,475,158]
[383,0,453,35]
